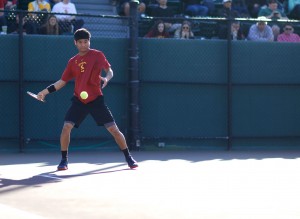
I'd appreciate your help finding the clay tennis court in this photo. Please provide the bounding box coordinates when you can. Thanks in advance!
[1,150,300,219]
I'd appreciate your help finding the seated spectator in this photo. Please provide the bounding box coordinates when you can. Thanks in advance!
[151,0,181,33]
[215,0,240,18]
[0,0,15,32]
[218,21,246,40]
[246,0,267,18]
[277,23,300,42]
[258,0,286,40]
[151,0,175,17]
[48,0,60,9]
[272,24,280,41]
[26,0,51,34]
[117,0,149,16]
[258,0,288,20]
[174,20,195,39]
[247,17,274,41]
[0,0,5,32]
[52,0,84,34]
[182,0,210,17]
[28,0,51,12]
[7,14,33,34]
[232,0,250,17]
[38,14,61,35]
[288,0,300,20]
[144,19,170,38]
[5,0,17,10]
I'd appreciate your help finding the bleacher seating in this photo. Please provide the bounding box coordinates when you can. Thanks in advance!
[71,0,129,38]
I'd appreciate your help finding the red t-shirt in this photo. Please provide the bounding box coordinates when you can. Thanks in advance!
[0,0,4,8]
[61,49,111,104]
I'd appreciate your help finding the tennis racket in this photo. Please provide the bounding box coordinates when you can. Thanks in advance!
[27,91,46,103]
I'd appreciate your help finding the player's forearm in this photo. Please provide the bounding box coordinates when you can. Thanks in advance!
[41,80,66,95]
[105,68,113,82]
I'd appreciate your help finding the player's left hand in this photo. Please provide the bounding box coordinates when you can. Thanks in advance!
[100,77,108,89]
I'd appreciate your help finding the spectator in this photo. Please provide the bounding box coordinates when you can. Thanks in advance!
[0,0,15,31]
[215,0,241,40]
[247,17,274,41]
[117,0,149,16]
[4,0,17,30]
[174,20,195,39]
[277,23,300,42]
[0,0,5,32]
[26,0,51,34]
[215,0,240,18]
[38,14,61,35]
[288,0,300,19]
[232,0,250,17]
[218,21,246,40]
[48,0,59,9]
[151,0,181,33]
[151,0,175,17]
[181,0,210,17]
[28,0,51,12]
[272,24,280,41]
[257,0,286,40]
[52,0,84,34]
[7,14,33,34]
[144,19,170,38]
[4,0,17,10]
[246,0,266,18]
[258,0,288,20]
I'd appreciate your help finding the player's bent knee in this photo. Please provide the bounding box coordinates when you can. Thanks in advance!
[107,125,122,136]
[61,122,74,134]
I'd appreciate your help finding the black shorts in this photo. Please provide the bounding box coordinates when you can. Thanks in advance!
[64,96,115,128]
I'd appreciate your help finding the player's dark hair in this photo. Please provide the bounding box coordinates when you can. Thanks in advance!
[74,28,91,41]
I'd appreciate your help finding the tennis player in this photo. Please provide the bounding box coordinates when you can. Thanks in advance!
[37,28,138,170]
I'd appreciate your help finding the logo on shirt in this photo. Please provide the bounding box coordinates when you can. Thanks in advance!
[77,60,87,73]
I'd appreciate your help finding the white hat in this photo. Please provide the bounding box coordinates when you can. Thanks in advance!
[223,0,232,3]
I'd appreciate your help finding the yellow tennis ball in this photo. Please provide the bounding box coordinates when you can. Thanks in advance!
[80,91,88,100]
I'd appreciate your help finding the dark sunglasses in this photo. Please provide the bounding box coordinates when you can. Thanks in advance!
[182,26,189,29]
[285,28,292,30]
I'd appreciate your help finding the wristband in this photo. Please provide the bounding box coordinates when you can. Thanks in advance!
[47,84,56,93]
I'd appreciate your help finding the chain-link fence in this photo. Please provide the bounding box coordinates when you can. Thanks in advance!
[1,8,300,152]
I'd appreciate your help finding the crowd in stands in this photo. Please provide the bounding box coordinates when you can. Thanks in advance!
[1,0,300,42]
[0,0,84,35]
[114,0,300,20]
[115,0,300,42]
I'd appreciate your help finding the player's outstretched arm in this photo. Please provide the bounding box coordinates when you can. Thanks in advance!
[101,67,113,89]
[37,80,67,101]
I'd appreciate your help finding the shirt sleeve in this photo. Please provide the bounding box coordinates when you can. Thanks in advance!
[61,60,74,82]
[70,3,77,14]
[247,26,258,41]
[277,34,283,42]
[99,52,111,70]
[52,4,58,13]
[45,3,51,12]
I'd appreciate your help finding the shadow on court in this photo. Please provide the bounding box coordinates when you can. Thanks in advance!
[0,163,132,193]
[1,151,300,219]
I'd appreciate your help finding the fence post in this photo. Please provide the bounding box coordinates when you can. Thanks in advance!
[129,0,141,150]
[18,11,25,152]
[226,18,233,150]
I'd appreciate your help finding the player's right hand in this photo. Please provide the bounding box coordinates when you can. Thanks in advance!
[37,91,46,101]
